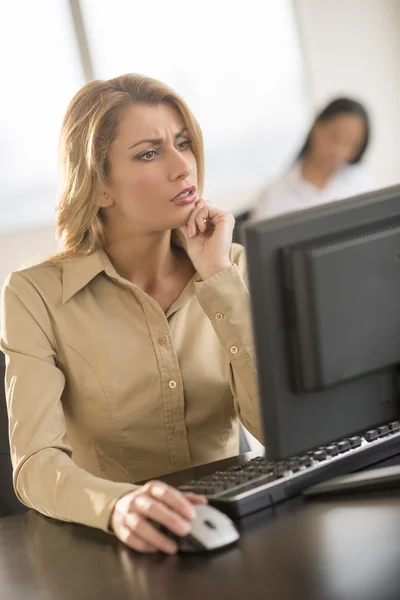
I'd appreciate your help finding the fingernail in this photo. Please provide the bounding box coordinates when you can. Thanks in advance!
[152,485,165,498]
[187,506,196,520]
[165,542,178,555]
[180,521,192,535]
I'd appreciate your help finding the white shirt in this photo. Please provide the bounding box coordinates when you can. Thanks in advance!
[253,162,373,221]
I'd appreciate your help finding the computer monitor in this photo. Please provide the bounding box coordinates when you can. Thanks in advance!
[244,184,400,462]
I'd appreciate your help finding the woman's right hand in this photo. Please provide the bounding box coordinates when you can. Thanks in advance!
[110,480,207,554]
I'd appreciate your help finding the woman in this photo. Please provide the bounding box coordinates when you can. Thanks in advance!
[253,97,372,220]
[0,74,261,554]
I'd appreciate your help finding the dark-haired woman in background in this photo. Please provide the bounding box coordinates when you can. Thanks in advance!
[253,97,373,220]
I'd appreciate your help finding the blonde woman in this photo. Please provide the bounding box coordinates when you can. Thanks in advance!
[1,74,261,554]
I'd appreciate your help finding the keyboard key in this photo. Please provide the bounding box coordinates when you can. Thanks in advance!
[313,449,327,461]
[389,421,400,433]
[274,465,287,478]
[286,460,301,472]
[377,425,389,437]
[325,444,340,456]
[230,476,247,485]
[258,466,275,474]
[245,465,268,475]
[298,455,313,468]
[337,440,351,453]
[364,429,378,442]
[348,436,362,448]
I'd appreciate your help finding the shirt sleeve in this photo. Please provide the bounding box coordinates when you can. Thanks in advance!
[0,272,136,532]
[194,247,263,443]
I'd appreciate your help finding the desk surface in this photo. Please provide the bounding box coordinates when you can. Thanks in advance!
[2,454,400,600]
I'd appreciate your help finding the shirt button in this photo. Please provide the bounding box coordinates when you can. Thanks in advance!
[158,336,167,345]
[230,345,239,355]
[173,428,182,436]
[168,380,177,389]
[215,312,224,321]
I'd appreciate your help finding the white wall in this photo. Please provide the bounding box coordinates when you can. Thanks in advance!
[294,0,400,189]
[0,225,58,292]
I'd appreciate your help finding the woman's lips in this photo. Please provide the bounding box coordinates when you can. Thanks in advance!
[170,186,197,205]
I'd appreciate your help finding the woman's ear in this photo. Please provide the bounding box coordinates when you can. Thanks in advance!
[98,190,115,208]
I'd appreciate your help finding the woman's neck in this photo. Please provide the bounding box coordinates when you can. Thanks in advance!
[300,155,337,190]
[104,228,180,291]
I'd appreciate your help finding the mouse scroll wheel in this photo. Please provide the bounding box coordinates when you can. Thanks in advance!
[203,519,217,530]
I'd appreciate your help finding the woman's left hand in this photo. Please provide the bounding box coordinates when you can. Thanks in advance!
[180,199,235,280]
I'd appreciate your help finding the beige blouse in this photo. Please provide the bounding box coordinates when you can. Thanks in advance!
[0,240,262,532]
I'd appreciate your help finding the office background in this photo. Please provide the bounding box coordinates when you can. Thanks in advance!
[1,0,400,291]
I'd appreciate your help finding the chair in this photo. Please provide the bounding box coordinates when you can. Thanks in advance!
[0,352,27,517]
[232,210,252,244]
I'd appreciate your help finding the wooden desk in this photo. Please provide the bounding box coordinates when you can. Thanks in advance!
[1,454,400,600]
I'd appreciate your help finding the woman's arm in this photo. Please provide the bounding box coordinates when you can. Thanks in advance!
[182,201,263,443]
[1,272,136,532]
[194,245,263,443]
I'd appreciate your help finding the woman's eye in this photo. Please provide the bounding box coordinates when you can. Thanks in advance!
[143,150,157,160]
[176,140,192,150]
[137,149,158,161]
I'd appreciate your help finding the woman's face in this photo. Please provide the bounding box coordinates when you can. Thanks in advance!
[309,114,366,169]
[100,102,198,232]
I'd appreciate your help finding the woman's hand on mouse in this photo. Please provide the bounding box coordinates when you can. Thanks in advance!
[110,480,207,554]
[181,199,235,281]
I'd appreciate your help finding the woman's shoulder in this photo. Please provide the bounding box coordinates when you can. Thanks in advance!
[340,163,373,193]
[260,165,297,196]
[253,164,300,221]
[2,257,66,308]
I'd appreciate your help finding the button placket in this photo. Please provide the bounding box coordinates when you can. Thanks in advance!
[142,298,191,468]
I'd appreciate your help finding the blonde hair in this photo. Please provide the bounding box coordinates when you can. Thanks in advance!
[54,73,204,260]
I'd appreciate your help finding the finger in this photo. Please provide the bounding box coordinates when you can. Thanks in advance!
[117,524,158,553]
[207,208,235,232]
[134,495,192,537]
[202,204,233,225]
[124,513,178,555]
[187,200,206,237]
[182,492,208,504]
[145,481,197,521]
[202,204,222,219]
[195,208,210,233]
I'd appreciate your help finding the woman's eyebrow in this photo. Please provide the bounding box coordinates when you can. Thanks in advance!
[128,128,188,150]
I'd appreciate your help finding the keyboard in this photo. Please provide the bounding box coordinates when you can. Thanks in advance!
[178,421,400,519]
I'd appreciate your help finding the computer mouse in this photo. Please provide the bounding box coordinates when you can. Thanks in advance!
[170,504,240,553]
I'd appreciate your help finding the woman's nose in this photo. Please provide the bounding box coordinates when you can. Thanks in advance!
[168,148,192,180]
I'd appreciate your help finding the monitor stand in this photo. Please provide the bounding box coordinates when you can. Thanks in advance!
[304,464,400,497]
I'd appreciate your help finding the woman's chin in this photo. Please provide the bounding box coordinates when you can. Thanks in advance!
[168,214,193,231]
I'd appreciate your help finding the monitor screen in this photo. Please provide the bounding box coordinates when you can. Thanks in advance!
[244,185,400,460]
